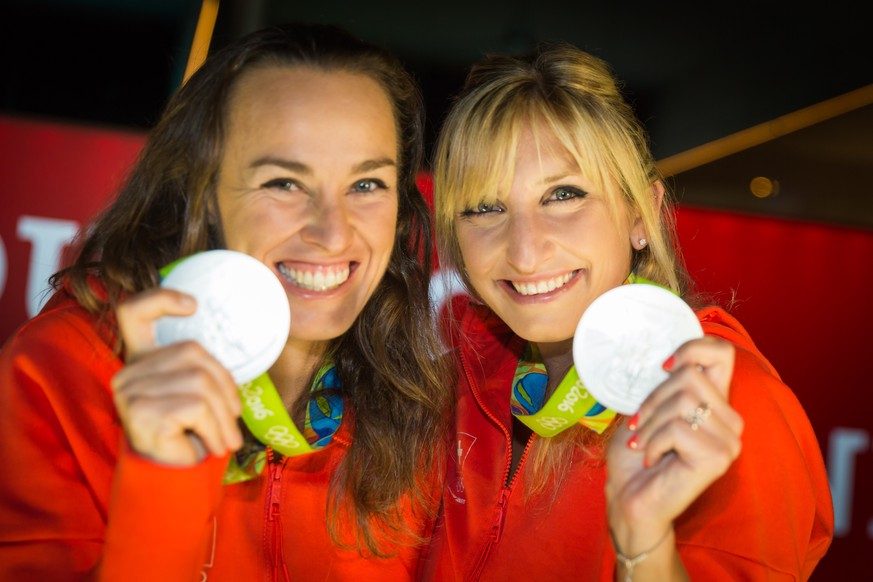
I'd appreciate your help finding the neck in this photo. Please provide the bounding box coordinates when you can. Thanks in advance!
[535,338,575,397]
[268,339,330,409]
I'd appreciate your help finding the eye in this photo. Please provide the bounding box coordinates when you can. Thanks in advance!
[460,200,502,217]
[550,186,587,202]
[351,178,386,193]
[261,178,300,192]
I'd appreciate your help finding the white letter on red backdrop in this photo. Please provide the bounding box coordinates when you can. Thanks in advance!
[17,216,80,317]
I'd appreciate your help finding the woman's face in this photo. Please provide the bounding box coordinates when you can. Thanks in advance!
[216,65,399,343]
[455,124,644,349]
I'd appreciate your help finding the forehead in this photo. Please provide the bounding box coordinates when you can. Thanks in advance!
[228,65,395,134]
[222,65,398,163]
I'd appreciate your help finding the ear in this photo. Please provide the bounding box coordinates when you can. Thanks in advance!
[630,180,665,250]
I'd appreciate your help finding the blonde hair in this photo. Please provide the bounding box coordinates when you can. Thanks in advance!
[433,42,692,495]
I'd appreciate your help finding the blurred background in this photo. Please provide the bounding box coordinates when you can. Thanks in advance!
[1,0,871,577]
[3,0,872,226]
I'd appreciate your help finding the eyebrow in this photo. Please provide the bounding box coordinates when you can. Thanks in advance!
[249,156,397,174]
[541,171,580,184]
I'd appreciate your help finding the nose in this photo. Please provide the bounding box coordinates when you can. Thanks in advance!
[300,196,354,252]
[505,212,551,274]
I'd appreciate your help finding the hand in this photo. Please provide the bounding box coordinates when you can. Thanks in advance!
[111,288,243,465]
[605,335,744,555]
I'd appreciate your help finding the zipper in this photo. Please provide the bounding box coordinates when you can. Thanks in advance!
[266,450,291,582]
[461,349,537,581]
[468,487,509,582]
[461,350,514,487]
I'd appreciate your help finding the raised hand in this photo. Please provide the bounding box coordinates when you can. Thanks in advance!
[605,335,744,558]
[111,288,243,465]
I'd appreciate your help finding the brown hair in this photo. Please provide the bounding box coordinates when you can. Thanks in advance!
[55,22,450,556]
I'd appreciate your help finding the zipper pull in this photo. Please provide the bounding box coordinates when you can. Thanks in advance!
[268,454,283,522]
[491,488,510,541]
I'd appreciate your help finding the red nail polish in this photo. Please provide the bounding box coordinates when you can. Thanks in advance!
[627,413,639,431]
[627,434,639,449]
[643,456,650,469]
[662,355,675,371]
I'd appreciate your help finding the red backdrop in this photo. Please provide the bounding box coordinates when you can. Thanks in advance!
[0,115,146,332]
[1,115,870,577]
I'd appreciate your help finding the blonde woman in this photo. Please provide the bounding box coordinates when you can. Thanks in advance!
[422,42,832,581]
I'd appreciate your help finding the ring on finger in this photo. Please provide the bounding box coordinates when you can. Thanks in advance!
[684,402,711,431]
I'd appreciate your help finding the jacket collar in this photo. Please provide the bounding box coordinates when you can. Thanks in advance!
[455,299,526,429]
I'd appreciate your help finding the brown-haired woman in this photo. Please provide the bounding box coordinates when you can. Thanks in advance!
[0,22,451,580]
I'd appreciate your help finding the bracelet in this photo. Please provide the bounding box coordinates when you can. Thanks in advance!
[609,527,672,582]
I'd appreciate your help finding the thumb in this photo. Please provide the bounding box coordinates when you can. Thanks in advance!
[116,287,197,360]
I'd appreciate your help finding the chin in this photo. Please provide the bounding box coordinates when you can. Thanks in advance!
[506,321,576,345]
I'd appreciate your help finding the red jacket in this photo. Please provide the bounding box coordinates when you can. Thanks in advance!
[0,289,431,581]
[419,300,833,581]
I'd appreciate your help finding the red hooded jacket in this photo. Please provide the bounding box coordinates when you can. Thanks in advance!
[0,288,433,581]
[418,300,833,581]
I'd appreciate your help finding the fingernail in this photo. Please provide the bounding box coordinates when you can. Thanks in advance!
[662,355,675,371]
[627,413,639,431]
[643,456,650,469]
[627,434,639,449]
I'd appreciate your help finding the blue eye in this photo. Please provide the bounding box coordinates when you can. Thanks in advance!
[460,201,501,216]
[262,178,299,191]
[551,186,586,201]
[352,179,386,193]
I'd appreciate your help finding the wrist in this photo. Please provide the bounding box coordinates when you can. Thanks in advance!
[610,526,674,582]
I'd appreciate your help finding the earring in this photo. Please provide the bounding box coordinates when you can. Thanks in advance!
[638,238,647,248]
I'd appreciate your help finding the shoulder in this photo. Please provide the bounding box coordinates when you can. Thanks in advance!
[679,307,833,576]
[1,286,121,397]
[695,306,808,418]
[7,288,115,351]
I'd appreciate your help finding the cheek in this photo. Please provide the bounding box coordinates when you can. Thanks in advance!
[221,206,286,253]
[377,203,399,252]
[456,229,489,275]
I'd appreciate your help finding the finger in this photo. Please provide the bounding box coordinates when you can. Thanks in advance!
[112,341,242,418]
[123,391,239,464]
[642,407,743,473]
[636,364,724,433]
[113,362,242,449]
[636,336,734,423]
[666,336,735,395]
[116,288,197,359]
[633,376,743,449]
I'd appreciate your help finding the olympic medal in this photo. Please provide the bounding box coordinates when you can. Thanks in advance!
[572,284,703,415]
[155,250,291,384]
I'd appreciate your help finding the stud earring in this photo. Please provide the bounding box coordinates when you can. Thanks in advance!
[638,238,647,248]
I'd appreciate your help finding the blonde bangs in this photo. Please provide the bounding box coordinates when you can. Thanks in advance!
[433,86,531,259]
[536,102,630,230]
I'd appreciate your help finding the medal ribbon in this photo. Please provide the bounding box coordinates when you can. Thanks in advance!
[511,344,616,436]
[511,274,670,437]
[224,362,343,484]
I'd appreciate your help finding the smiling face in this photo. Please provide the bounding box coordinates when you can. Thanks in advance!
[455,123,646,351]
[216,65,399,344]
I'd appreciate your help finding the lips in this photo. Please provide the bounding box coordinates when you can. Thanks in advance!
[277,262,351,291]
[510,270,577,296]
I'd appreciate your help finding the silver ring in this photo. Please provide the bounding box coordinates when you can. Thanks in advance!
[684,403,711,431]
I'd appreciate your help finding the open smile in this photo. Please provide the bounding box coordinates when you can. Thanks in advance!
[509,270,580,296]
[277,262,353,292]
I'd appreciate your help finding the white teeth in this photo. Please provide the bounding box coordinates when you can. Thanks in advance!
[512,272,574,296]
[277,264,350,291]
